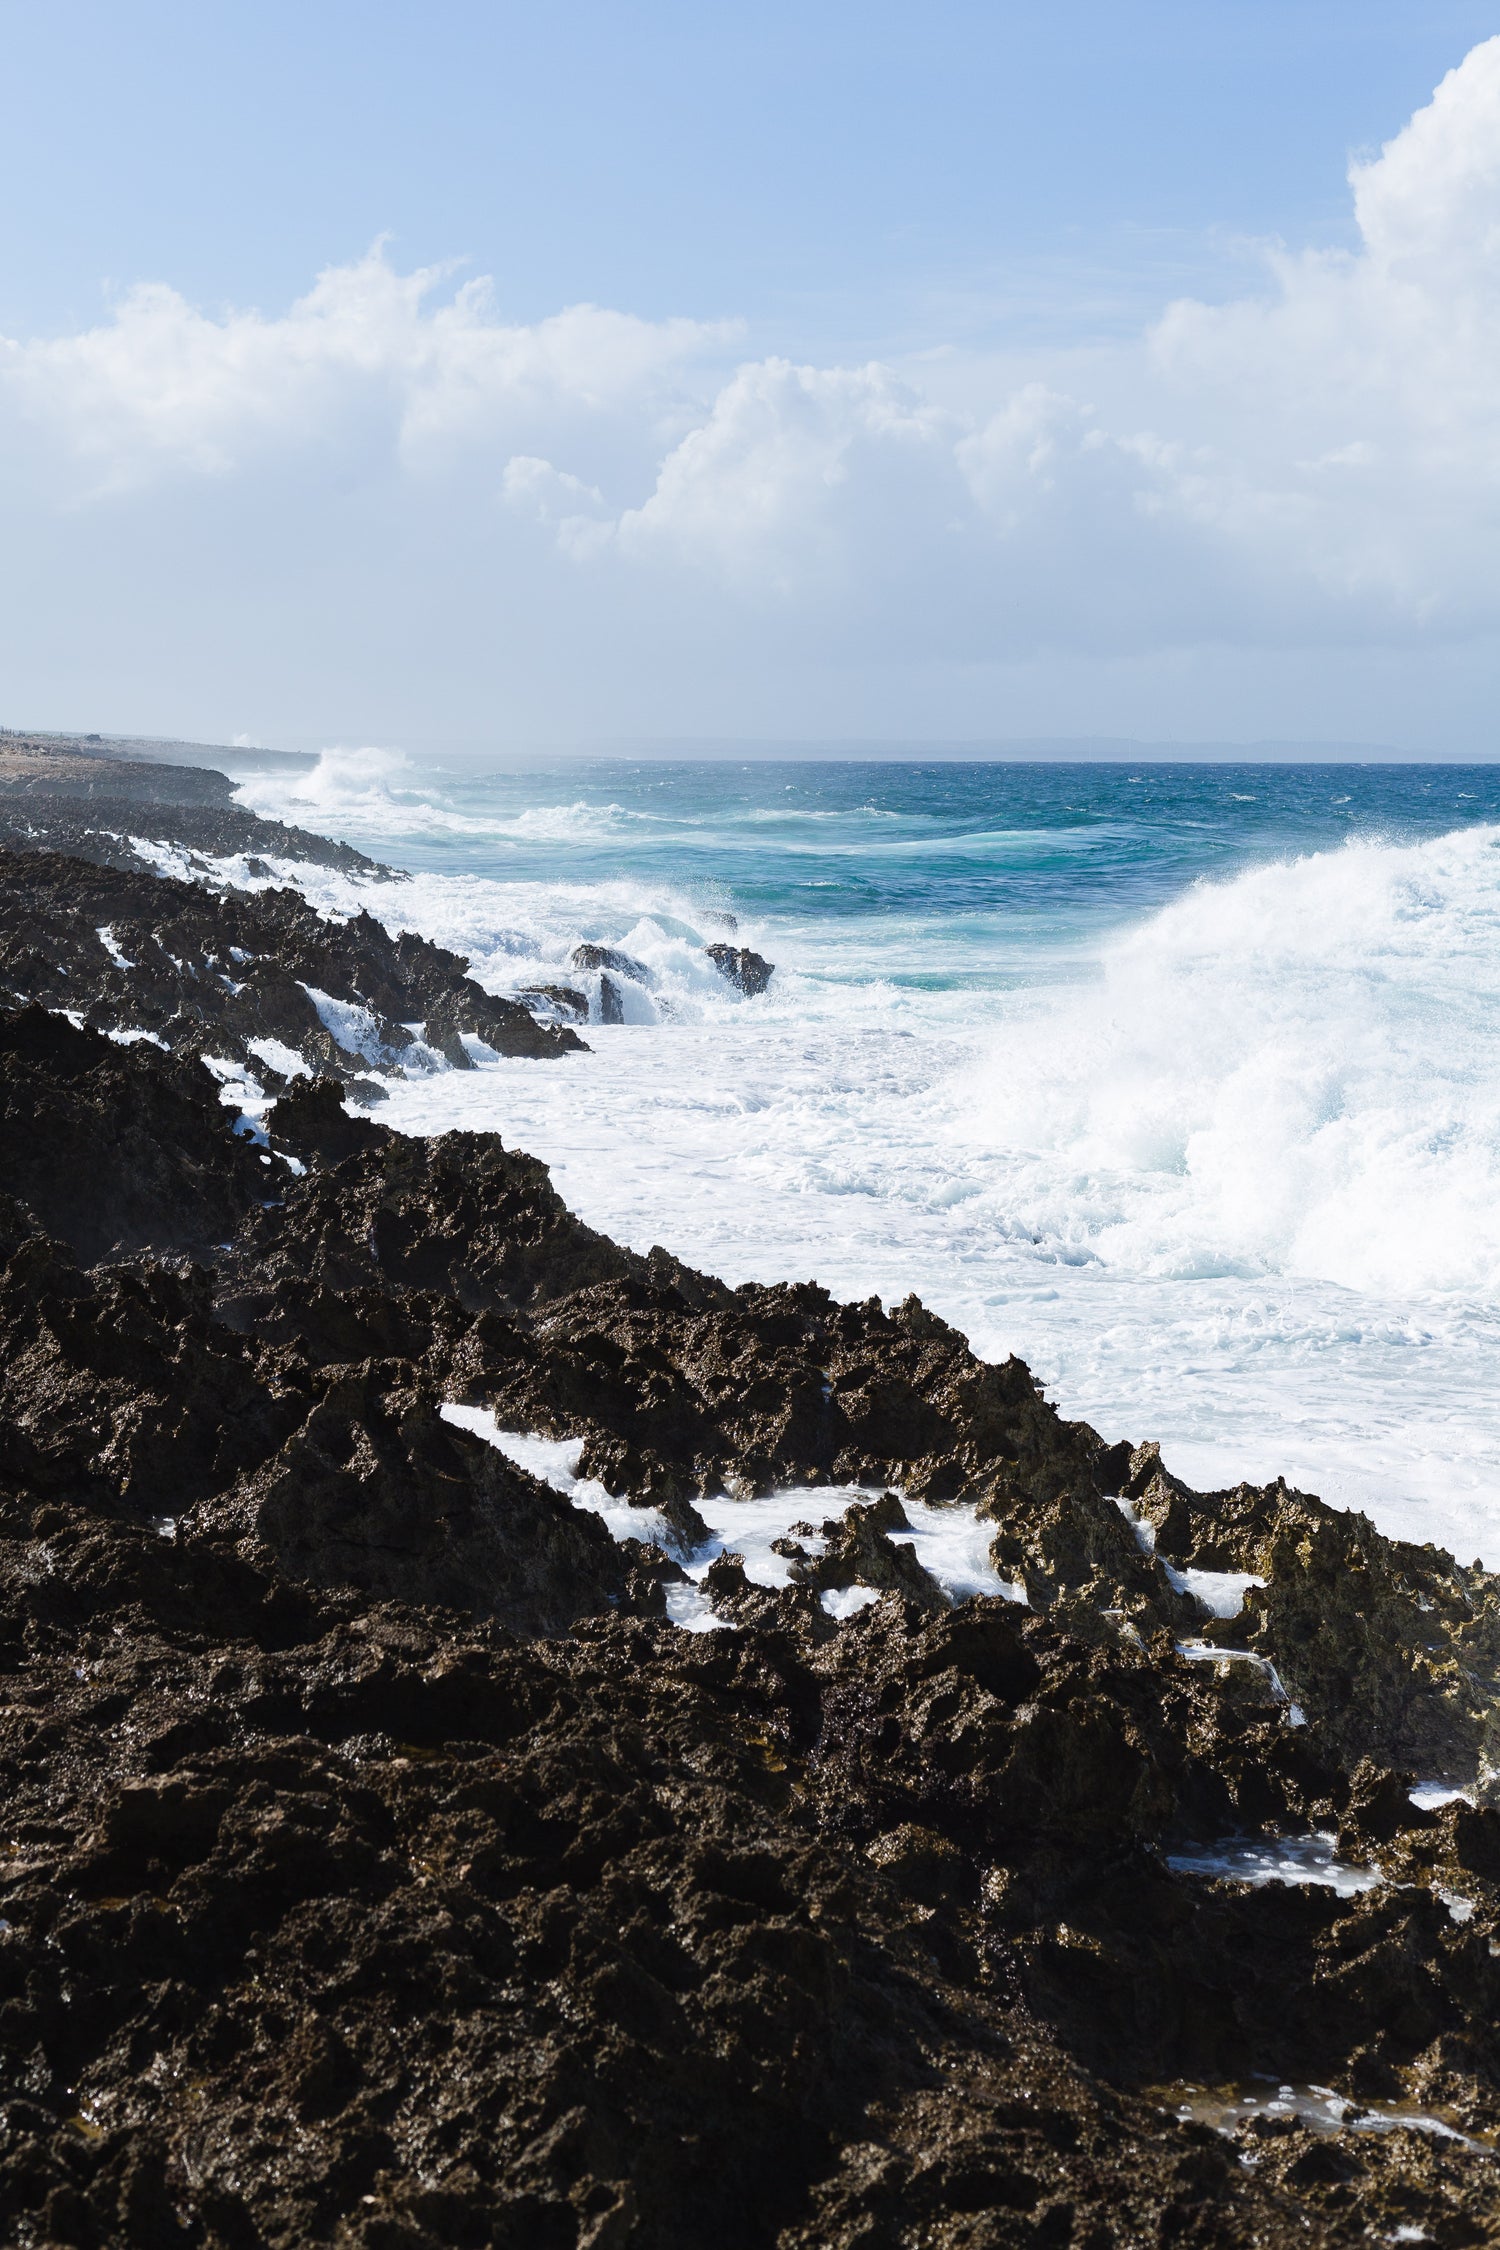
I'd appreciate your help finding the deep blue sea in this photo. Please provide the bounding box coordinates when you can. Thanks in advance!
[213,752,1500,1560]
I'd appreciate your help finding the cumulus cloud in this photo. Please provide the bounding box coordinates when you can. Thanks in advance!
[4,38,1500,693]
[0,244,734,493]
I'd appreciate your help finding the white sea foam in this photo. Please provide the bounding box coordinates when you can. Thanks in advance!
[204,764,1500,1567]
[246,1036,310,1080]
[439,1409,1020,1620]
[1173,2082,1491,2152]
[1167,1831,1380,1896]
[683,1489,1023,1606]
[821,1585,881,1620]
[437,1409,678,1552]
[956,825,1500,1301]
[95,925,134,970]
[1161,1562,1265,1619]
[1112,1498,1264,1616]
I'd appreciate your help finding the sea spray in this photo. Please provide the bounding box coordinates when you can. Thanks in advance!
[217,754,1500,1560]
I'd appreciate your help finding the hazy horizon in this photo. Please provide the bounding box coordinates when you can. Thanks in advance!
[36,728,1500,769]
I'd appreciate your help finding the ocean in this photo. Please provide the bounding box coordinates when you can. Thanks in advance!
[222,751,1500,1565]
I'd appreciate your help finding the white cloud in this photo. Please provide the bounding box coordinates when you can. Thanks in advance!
[615,359,958,590]
[4,38,1500,730]
[0,243,735,493]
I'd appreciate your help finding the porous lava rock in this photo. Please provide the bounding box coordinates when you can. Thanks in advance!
[0,850,584,1085]
[1,819,1499,2246]
[705,940,773,995]
[0,1006,270,1265]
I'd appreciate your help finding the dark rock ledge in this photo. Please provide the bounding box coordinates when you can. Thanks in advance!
[0,821,1497,2245]
[0,731,385,879]
[0,851,584,1085]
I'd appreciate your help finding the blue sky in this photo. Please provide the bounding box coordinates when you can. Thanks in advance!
[3,3,1500,753]
[9,1,1494,347]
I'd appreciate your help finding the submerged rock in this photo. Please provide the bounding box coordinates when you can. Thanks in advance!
[517,981,589,1023]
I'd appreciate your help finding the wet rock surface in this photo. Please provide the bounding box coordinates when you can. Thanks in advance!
[517,982,590,1024]
[570,943,651,984]
[1,822,1499,2245]
[0,850,584,1086]
[705,940,774,995]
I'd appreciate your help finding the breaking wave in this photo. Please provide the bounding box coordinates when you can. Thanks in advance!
[201,754,1500,1555]
[961,823,1500,1299]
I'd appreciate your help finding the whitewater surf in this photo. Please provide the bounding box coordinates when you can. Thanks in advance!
[212,750,1500,1563]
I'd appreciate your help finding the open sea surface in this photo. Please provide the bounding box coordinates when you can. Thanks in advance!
[221,752,1500,1564]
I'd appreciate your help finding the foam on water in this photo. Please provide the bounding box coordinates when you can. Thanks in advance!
[1113,1498,1266,1617]
[1162,1562,1265,1619]
[436,1410,679,1553]
[1169,2081,1493,2154]
[439,1408,1023,1618]
[1166,1832,1380,1896]
[214,755,1500,1565]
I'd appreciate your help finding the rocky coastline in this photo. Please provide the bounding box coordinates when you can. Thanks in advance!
[1,744,1498,2248]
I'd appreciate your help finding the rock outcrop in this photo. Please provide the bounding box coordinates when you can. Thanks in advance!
[0,850,584,1085]
[705,940,774,995]
[0,733,384,876]
[0,822,1498,2246]
[570,943,651,983]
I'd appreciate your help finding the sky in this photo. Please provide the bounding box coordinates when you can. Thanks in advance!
[4,1,1500,756]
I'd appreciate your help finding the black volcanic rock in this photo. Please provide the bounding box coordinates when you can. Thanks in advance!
[194,1362,631,1633]
[1,802,1499,2244]
[0,849,585,1081]
[0,1005,273,1263]
[706,940,774,995]
[517,981,589,1022]
[265,1076,386,1167]
[570,942,651,982]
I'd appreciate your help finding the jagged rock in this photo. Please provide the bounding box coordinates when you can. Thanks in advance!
[517,982,589,1023]
[570,942,651,982]
[705,940,773,995]
[196,1364,630,1633]
[0,1005,273,1263]
[265,1077,384,1167]
[0,804,1498,2245]
[789,1493,947,1607]
[0,850,586,1082]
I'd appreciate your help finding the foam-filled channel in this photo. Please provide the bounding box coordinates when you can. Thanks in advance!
[1168,2080,1492,2153]
[440,1406,1025,1624]
[1166,1831,1380,1897]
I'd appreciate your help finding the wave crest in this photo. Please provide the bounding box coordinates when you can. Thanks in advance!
[965,824,1500,1297]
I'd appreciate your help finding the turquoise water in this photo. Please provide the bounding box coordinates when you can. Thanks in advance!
[247,751,1500,978]
[224,751,1500,1560]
